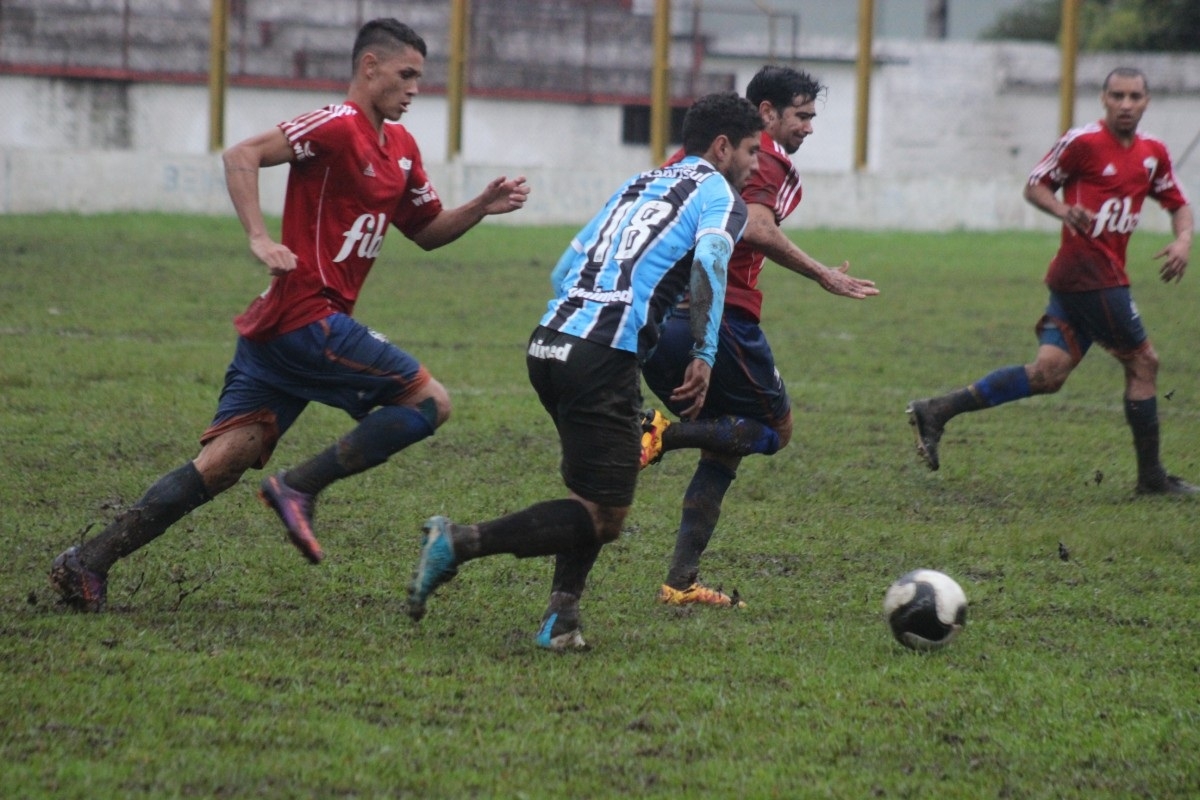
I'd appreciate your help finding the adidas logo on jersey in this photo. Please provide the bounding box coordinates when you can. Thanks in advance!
[362,163,377,178]
[1102,163,1117,177]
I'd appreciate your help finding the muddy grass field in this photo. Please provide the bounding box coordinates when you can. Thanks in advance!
[2,214,1198,798]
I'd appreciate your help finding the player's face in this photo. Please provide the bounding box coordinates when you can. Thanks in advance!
[722,134,761,191]
[764,96,816,155]
[368,46,425,122]
[1101,75,1148,140]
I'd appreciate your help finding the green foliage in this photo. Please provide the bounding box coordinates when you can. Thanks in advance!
[981,0,1200,51]
[980,0,1062,42]
[3,214,1199,798]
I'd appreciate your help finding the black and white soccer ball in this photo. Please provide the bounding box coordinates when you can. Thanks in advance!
[883,569,967,651]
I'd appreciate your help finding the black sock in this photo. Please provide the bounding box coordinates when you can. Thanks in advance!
[461,499,597,560]
[666,459,736,589]
[1125,396,1165,487]
[550,545,602,602]
[931,387,985,422]
[81,462,212,573]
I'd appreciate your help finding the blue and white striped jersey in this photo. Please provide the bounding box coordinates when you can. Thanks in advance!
[539,155,748,363]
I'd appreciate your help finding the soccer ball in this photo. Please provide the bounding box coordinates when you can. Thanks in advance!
[883,569,967,651]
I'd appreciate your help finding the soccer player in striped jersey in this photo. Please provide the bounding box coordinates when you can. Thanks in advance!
[908,67,1195,495]
[406,92,764,650]
[639,66,878,608]
[49,19,530,612]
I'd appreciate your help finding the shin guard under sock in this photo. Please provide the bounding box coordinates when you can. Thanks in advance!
[973,365,1031,408]
[469,499,597,560]
[286,404,436,495]
[1125,396,1165,486]
[663,416,780,457]
[81,462,212,572]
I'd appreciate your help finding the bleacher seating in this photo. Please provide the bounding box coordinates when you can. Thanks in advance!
[0,0,732,97]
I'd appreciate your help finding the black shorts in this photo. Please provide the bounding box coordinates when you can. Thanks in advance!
[526,327,642,507]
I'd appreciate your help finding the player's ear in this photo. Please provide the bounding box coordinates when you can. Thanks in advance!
[360,51,379,78]
[713,134,732,164]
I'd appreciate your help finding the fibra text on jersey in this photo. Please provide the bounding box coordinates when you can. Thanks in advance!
[1091,197,1140,237]
[335,213,387,262]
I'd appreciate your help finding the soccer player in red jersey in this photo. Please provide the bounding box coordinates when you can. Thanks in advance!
[49,18,530,612]
[639,66,878,607]
[908,67,1195,495]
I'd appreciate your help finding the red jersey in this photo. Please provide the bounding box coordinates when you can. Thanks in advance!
[729,131,803,321]
[1028,121,1188,293]
[664,131,803,322]
[235,101,443,341]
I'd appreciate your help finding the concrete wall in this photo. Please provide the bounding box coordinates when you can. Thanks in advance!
[2,40,1199,231]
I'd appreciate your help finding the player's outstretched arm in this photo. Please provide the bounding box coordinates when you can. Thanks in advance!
[411,175,530,251]
[1155,204,1194,284]
[743,203,877,299]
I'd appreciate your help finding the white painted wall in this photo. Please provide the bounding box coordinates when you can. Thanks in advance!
[2,40,1198,232]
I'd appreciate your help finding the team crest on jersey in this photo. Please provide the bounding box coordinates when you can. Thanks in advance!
[1142,156,1158,181]
[398,157,413,174]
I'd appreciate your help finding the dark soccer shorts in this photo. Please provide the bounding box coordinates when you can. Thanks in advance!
[526,326,642,508]
[201,313,430,466]
[1036,287,1149,362]
[642,306,791,425]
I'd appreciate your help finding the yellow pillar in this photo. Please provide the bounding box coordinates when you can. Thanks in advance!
[207,0,228,152]
[854,0,874,171]
[650,0,670,165]
[1059,0,1081,134]
[447,0,470,160]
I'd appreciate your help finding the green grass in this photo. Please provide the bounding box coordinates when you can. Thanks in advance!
[2,214,1198,798]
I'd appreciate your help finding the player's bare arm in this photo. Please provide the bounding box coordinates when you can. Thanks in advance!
[1155,204,1193,283]
[743,202,877,298]
[1024,180,1092,235]
[223,127,298,275]
[410,175,530,251]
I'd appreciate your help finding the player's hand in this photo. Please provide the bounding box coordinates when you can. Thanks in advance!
[480,175,530,215]
[250,234,297,276]
[670,359,712,420]
[1062,204,1094,235]
[820,261,879,299]
[1154,239,1190,283]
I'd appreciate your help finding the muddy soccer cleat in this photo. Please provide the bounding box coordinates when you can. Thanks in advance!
[406,516,460,622]
[1135,474,1200,496]
[535,612,589,652]
[657,582,746,609]
[49,546,108,613]
[906,399,945,472]
[259,471,323,564]
[640,408,671,469]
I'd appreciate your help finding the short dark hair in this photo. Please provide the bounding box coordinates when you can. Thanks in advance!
[1103,66,1148,93]
[681,92,763,156]
[746,65,825,110]
[352,18,427,72]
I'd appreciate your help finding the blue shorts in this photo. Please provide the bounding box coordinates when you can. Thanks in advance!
[1036,287,1148,363]
[642,307,791,425]
[202,314,430,466]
